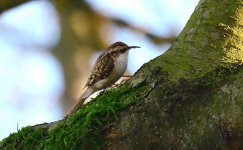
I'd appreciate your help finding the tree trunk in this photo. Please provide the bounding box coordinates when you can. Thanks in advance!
[1,0,243,149]
[0,0,29,13]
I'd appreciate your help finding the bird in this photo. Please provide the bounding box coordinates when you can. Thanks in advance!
[69,41,140,114]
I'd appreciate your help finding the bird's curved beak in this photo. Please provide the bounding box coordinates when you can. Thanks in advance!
[128,46,141,49]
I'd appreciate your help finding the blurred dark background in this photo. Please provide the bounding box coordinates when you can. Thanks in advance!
[0,0,198,140]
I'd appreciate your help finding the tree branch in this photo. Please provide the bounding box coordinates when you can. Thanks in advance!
[1,0,243,149]
[0,1,29,13]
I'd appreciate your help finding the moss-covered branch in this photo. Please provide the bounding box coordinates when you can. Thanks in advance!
[1,0,243,149]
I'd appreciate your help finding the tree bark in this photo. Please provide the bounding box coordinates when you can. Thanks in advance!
[0,0,29,13]
[1,0,243,149]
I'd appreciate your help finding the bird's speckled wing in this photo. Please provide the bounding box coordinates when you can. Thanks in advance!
[85,52,114,87]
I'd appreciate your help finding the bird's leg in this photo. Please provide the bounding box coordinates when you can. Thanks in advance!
[98,89,107,95]
[110,75,132,89]
[120,75,131,84]
[111,83,120,88]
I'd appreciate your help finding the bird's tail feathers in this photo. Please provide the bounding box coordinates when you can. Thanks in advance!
[69,97,85,115]
[80,86,95,100]
[69,87,95,115]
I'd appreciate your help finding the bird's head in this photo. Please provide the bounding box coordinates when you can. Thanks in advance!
[107,41,140,57]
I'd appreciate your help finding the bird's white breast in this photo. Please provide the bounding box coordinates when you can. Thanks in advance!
[113,51,129,76]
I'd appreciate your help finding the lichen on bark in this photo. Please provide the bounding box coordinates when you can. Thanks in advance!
[1,0,243,149]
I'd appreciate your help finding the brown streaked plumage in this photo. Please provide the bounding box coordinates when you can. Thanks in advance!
[86,54,114,87]
[69,41,140,114]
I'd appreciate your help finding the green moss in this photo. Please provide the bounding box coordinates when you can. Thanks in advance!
[43,84,149,150]
[155,66,243,149]
[1,84,149,150]
[0,126,48,149]
[1,0,242,149]
[144,0,243,83]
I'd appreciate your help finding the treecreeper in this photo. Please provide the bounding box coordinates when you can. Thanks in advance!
[69,41,140,114]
